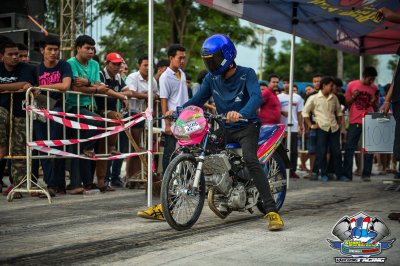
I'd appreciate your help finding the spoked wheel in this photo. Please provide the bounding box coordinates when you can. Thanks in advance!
[161,154,205,231]
[257,153,287,214]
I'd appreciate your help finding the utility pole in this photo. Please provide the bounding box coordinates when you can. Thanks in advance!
[337,50,344,79]
[253,26,272,81]
[60,0,86,59]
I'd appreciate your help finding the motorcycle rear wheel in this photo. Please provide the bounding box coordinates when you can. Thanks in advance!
[161,154,205,231]
[257,153,287,214]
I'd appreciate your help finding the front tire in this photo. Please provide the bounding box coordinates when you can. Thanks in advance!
[257,153,287,214]
[161,154,205,231]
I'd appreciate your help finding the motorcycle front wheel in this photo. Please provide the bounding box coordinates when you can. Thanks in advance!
[161,154,205,231]
[257,152,287,214]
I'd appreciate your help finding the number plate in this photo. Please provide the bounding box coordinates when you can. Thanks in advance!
[184,120,201,133]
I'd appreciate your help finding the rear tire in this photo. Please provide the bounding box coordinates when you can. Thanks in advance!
[257,153,287,214]
[161,154,205,231]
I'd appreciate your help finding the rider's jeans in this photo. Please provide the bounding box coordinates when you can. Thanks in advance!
[225,123,277,213]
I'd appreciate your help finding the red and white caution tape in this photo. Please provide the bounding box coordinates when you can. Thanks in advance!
[26,106,144,131]
[25,106,138,123]
[32,146,147,161]
[145,107,153,122]
[27,115,145,147]
[25,106,155,161]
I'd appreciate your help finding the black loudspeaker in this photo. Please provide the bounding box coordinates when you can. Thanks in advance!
[1,0,47,16]
[1,30,59,64]
[0,13,38,31]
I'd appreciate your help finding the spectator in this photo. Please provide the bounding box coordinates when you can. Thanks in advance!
[66,35,111,194]
[16,43,29,63]
[194,69,216,113]
[119,60,129,81]
[0,39,36,199]
[343,67,379,182]
[278,79,304,178]
[303,77,347,182]
[34,35,73,196]
[260,81,267,91]
[259,74,281,125]
[137,44,188,220]
[154,59,169,124]
[154,59,169,85]
[124,54,158,181]
[192,69,208,96]
[0,35,12,192]
[325,77,347,178]
[185,72,193,99]
[304,85,315,96]
[375,83,393,175]
[301,73,323,178]
[312,74,321,91]
[293,84,299,94]
[95,52,129,191]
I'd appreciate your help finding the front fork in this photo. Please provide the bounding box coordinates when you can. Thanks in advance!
[193,153,205,190]
[193,133,208,190]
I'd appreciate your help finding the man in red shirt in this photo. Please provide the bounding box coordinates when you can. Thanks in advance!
[343,67,378,182]
[259,74,281,125]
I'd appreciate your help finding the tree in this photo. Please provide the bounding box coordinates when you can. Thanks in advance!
[388,55,399,75]
[95,0,256,76]
[262,39,377,83]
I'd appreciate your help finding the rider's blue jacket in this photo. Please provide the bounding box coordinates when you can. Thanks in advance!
[183,66,262,128]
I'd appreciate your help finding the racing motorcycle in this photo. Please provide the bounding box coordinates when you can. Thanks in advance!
[161,105,290,231]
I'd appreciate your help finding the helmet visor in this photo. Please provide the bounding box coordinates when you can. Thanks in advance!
[202,49,226,74]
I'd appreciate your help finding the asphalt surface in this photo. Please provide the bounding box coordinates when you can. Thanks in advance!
[0,174,399,266]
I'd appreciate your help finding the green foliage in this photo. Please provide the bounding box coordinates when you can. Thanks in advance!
[41,0,60,34]
[42,0,91,36]
[95,0,256,76]
[388,55,399,74]
[262,39,377,83]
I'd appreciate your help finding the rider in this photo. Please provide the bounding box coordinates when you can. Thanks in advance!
[137,34,284,231]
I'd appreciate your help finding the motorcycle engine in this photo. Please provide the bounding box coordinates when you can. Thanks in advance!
[203,153,233,195]
[227,183,247,209]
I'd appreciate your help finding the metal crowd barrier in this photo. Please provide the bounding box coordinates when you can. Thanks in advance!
[5,87,158,203]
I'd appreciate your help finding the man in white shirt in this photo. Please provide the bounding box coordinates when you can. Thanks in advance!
[278,78,304,178]
[124,55,159,179]
[159,44,189,173]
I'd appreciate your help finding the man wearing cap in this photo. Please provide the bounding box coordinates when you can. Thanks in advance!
[95,52,130,190]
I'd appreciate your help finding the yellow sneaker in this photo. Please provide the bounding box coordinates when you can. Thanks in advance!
[137,204,165,221]
[265,212,284,231]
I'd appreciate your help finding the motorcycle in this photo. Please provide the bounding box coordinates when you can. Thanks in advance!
[161,105,290,231]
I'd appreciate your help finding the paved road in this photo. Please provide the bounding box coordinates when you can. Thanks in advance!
[0,176,399,266]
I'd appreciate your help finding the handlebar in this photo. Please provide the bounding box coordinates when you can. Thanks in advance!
[157,107,248,123]
[209,113,249,123]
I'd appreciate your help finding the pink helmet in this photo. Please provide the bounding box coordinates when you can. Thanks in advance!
[172,105,209,146]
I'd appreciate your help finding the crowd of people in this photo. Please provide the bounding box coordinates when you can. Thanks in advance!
[259,70,400,182]
[0,6,399,230]
[0,34,163,198]
[0,33,215,198]
[0,35,398,192]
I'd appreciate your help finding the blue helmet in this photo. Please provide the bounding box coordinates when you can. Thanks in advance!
[201,34,236,75]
